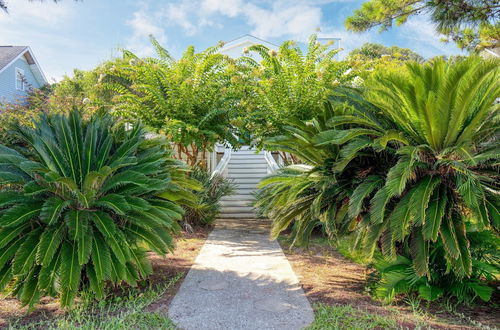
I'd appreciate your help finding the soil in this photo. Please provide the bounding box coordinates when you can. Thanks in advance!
[2,226,498,330]
[280,238,500,330]
[0,227,210,328]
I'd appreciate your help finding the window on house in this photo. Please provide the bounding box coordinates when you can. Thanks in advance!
[15,67,25,91]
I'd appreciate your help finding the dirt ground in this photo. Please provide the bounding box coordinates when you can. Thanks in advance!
[1,227,498,330]
[0,227,210,328]
[280,238,500,330]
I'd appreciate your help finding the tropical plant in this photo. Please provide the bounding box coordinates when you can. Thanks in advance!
[316,57,499,281]
[371,230,500,304]
[255,56,499,304]
[182,166,235,226]
[0,110,190,308]
[103,37,243,167]
[254,103,381,246]
[241,34,354,151]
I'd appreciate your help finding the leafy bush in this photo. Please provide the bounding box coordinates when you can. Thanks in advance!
[371,230,500,304]
[255,104,353,245]
[0,111,188,308]
[102,37,243,167]
[255,56,500,304]
[241,34,354,151]
[183,166,235,226]
[321,57,500,280]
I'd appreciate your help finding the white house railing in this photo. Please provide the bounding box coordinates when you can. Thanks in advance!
[211,147,232,179]
[264,150,280,174]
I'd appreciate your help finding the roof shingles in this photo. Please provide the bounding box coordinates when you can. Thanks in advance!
[0,46,27,71]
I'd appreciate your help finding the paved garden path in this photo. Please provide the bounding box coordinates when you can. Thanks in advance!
[168,218,314,330]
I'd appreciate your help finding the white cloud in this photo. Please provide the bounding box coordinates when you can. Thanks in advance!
[126,4,167,57]
[244,2,322,40]
[201,0,243,17]
[163,1,198,35]
[158,0,323,42]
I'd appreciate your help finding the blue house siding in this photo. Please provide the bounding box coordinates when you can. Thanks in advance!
[0,56,42,104]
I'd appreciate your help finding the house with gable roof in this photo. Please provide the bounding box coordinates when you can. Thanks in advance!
[0,46,47,104]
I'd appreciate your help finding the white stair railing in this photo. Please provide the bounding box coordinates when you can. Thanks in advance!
[211,147,232,179]
[264,150,280,174]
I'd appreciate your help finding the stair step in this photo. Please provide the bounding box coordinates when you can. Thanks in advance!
[219,212,256,219]
[234,183,259,189]
[220,194,255,201]
[227,173,266,179]
[233,187,258,193]
[228,163,268,169]
[229,157,266,162]
[231,178,263,184]
[221,200,253,207]
[221,205,255,213]
[228,168,268,175]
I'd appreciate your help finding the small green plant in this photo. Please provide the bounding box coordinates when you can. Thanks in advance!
[370,230,500,304]
[183,166,235,226]
[0,111,188,308]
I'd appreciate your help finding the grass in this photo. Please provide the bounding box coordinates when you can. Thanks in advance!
[7,273,183,330]
[334,235,377,265]
[307,304,398,330]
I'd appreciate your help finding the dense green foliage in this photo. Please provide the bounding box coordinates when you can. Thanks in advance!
[183,167,235,226]
[102,38,243,167]
[0,111,192,308]
[256,57,500,303]
[346,43,425,82]
[241,35,354,150]
[348,42,423,62]
[346,0,500,50]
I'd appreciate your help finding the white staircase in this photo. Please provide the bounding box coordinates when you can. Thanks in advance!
[219,148,269,219]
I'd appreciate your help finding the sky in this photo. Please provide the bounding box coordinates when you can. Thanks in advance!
[0,0,466,82]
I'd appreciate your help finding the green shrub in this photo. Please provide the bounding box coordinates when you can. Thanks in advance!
[182,166,235,226]
[319,57,500,280]
[370,230,499,304]
[255,56,500,304]
[255,102,391,246]
[0,111,187,308]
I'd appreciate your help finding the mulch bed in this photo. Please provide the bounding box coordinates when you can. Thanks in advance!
[0,227,210,328]
[280,238,500,330]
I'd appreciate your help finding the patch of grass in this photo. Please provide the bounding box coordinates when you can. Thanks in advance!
[334,236,374,265]
[307,304,398,330]
[8,273,183,330]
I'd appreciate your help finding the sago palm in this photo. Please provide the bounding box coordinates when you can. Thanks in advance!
[317,57,499,279]
[0,111,191,308]
[254,104,375,245]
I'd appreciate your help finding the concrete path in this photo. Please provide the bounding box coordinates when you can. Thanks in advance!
[168,218,314,330]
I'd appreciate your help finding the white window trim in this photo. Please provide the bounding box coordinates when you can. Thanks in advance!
[15,67,25,91]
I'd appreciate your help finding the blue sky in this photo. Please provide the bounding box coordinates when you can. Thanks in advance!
[0,0,466,81]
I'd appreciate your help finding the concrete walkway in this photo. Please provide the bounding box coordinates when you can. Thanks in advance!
[168,218,314,330]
